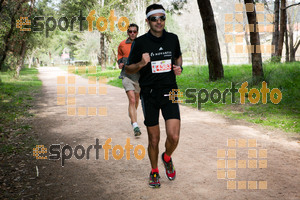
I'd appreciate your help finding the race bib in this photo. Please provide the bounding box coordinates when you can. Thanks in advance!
[151,59,172,73]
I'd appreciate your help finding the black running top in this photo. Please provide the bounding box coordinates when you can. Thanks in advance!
[127,29,182,89]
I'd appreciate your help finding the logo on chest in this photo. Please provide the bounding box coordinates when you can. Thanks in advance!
[150,51,172,58]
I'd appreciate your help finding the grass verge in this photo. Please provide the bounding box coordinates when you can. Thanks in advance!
[0,68,42,156]
[176,62,299,133]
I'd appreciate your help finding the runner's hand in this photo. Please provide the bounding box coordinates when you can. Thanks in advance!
[173,65,182,75]
[119,63,124,69]
[140,53,150,67]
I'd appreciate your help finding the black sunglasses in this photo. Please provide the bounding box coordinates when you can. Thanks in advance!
[149,15,166,22]
[128,30,137,33]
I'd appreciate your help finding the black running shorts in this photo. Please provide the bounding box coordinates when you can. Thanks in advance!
[140,87,180,127]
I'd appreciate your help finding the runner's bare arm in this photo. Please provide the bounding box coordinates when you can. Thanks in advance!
[125,53,150,74]
[175,55,182,67]
[118,58,124,69]
[117,44,123,69]
[173,55,183,76]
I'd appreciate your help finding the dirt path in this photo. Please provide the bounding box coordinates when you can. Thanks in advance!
[31,67,299,200]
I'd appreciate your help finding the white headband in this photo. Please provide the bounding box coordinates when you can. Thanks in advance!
[146,9,166,18]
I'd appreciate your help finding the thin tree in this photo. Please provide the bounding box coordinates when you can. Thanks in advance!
[277,0,287,60]
[15,0,35,77]
[286,1,300,62]
[197,0,224,81]
[285,18,289,62]
[244,0,264,83]
[243,10,251,64]
[271,0,280,60]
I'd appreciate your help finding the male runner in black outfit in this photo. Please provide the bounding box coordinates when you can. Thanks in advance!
[125,3,182,188]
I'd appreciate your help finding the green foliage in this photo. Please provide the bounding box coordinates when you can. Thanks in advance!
[52,0,134,65]
[74,32,100,61]
[108,78,123,88]
[264,62,300,105]
[0,68,41,123]
[177,63,300,133]
[59,0,98,19]
[0,0,57,70]
[265,56,282,63]
[1,0,189,71]
[169,0,187,14]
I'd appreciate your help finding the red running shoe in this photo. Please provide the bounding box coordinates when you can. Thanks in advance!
[161,152,176,181]
[149,172,161,188]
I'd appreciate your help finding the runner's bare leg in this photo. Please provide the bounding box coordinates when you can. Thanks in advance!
[165,119,180,156]
[147,125,160,169]
[126,90,137,123]
[135,92,140,109]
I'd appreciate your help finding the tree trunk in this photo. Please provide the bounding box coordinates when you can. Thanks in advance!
[100,33,106,70]
[293,41,300,61]
[104,34,107,67]
[28,55,32,68]
[245,31,251,64]
[225,43,230,65]
[198,43,202,65]
[0,0,5,13]
[285,30,290,62]
[20,45,26,68]
[289,34,295,62]
[16,40,27,77]
[285,22,289,62]
[0,16,15,70]
[244,11,251,64]
[0,1,24,70]
[197,0,224,81]
[202,45,207,65]
[277,0,286,61]
[97,52,101,65]
[98,0,106,70]
[244,0,264,83]
[28,49,36,68]
[288,6,296,62]
[271,0,280,59]
[36,57,40,67]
